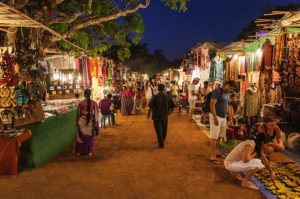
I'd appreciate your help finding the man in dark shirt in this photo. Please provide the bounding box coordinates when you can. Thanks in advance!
[209,80,237,164]
[147,84,175,148]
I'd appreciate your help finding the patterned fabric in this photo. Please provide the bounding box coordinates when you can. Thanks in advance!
[243,88,260,117]
[120,91,133,116]
[209,56,224,85]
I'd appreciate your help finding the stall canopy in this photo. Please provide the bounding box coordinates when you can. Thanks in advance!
[218,41,251,55]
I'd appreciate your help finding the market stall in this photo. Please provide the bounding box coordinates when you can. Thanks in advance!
[0,2,90,175]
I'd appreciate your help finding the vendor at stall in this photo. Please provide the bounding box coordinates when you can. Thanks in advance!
[257,118,285,154]
[229,94,241,124]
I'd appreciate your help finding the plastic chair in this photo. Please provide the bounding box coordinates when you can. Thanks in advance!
[101,115,113,129]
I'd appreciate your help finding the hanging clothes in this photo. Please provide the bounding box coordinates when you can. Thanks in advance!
[209,56,223,85]
[243,87,260,117]
[200,44,211,70]
[239,56,246,74]
[275,35,283,71]
[263,39,273,71]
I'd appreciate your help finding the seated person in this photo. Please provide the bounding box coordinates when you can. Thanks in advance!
[224,133,276,190]
[229,94,241,124]
[257,118,285,154]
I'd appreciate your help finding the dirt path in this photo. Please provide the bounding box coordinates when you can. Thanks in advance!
[0,111,264,199]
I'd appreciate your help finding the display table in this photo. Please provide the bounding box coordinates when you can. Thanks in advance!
[0,130,31,177]
[18,108,78,170]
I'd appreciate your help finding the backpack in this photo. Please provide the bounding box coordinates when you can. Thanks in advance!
[202,89,223,113]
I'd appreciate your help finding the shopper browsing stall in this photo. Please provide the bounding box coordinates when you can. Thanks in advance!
[209,80,237,164]
[76,89,99,156]
[224,133,276,190]
[188,78,200,122]
[257,118,285,154]
[201,81,212,98]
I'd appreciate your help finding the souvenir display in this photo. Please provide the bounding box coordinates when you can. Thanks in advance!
[255,162,300,199]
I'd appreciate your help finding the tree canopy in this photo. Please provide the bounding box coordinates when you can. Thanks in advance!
[2,0,190,60]
[104,42,180,75]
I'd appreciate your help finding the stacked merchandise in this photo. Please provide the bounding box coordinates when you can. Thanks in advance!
[255,162,300,199]
[282,33,300,98]
[0,44,45,136]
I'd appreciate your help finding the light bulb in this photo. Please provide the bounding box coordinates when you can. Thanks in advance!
[68,73,73,80]
[234,54,238,60]
[256,48,262,57]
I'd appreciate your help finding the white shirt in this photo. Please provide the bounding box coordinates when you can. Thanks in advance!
[201,87,212,97]
[188,83,197,100]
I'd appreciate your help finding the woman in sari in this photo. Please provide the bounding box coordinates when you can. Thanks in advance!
[76,89,99,156]
[120,87,133,116]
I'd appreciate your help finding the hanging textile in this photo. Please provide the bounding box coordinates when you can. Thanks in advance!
[76,58,80,70]
[275,35,283,71]
[263,39,273,71]
[243,87,260,117]
[200,44,210,70]
[256,53,262,72]
[239,56,246,74]
[102,60,106,78]
[89,57,95,77]
[209,56,223,85]
[95,57,99,77]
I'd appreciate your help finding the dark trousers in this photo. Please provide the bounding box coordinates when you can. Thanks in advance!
[111,110,116,125]
[153,119,168,147]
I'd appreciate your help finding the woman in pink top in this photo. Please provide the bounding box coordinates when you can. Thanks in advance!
[224,133,276,190]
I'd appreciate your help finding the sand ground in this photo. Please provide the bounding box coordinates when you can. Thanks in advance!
[0,111,264,199]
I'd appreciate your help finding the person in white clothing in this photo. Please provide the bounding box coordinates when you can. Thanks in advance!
[201,81,212,98]
[145,81,152,108]
[188,78,200,121]
[224,133,276,190]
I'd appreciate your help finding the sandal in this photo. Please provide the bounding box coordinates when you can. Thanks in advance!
[216,154,226,158]
[210,158,222,165]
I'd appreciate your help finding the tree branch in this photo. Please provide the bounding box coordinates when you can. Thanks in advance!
[125,0,134,9]
[88,0,93,14]
[100,25,110,38]
[13,0,31,10]
[55,0,150,41]
[50,10,82,24]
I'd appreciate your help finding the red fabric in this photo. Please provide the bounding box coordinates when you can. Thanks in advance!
[263,40,273,70]
[95,59,98,77]
[87,58,92,87]
[136,91,141,99]
[0,130,31,177]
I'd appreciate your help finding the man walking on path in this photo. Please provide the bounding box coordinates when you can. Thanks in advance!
[188,78,200,122]
[147,84,175,148]
[209,81,237,164]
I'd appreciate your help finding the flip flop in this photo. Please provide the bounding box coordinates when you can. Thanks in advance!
[210,159,222,165]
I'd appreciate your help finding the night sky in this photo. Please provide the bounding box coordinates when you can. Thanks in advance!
[139,0,299,60]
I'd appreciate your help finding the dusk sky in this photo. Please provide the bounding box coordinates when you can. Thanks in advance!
[139,0,300,60]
